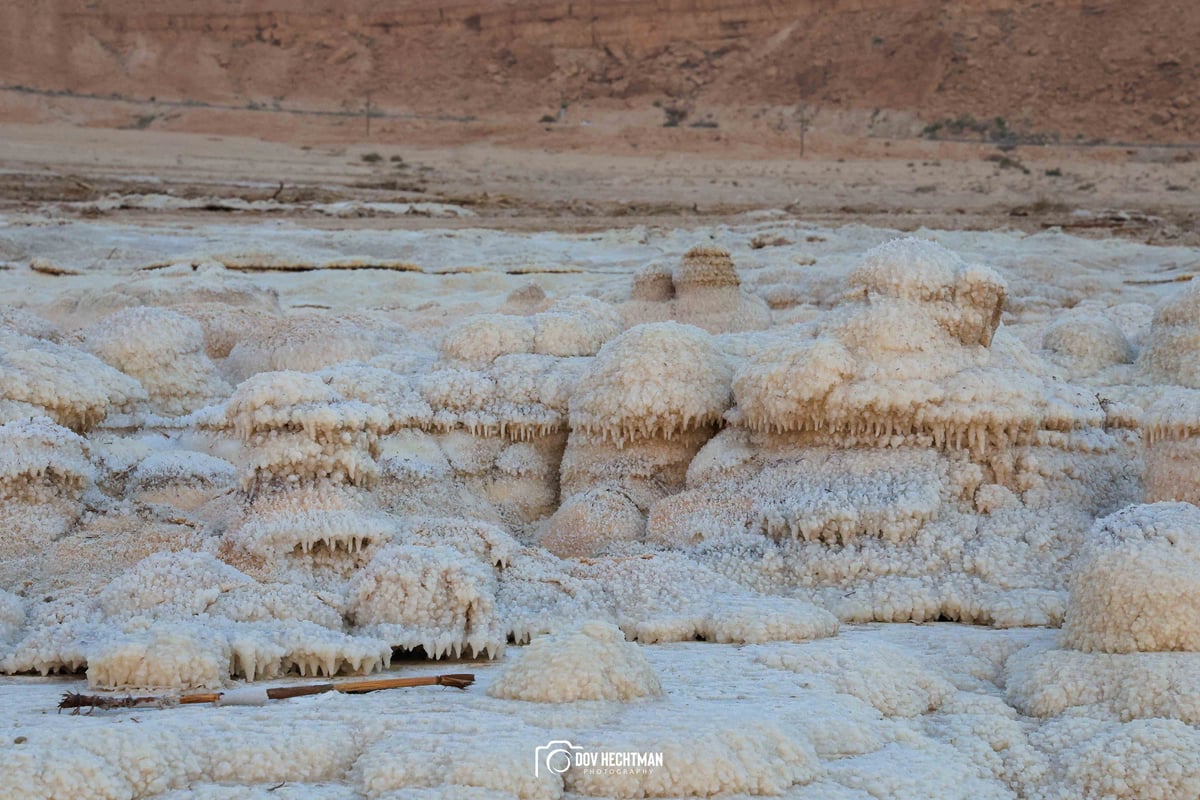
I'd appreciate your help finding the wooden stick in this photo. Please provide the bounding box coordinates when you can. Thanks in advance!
[59,672,474,713]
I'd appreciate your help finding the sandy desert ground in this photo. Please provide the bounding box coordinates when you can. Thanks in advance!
[1,118,1200,800]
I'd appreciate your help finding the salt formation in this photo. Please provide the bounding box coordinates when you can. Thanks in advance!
[222,368,513,661]
[487,621,662,702]
[498,550,838,646]
[620,247,770,333]
[1139,279,1200,387]
[650,237,1128,625]
[347,544,503,658]
[540,322,731,557]
[127,450,237,510]
[1040,312,1135,377]
[173,302,280,360]
[1136,287,1200,503]
[46,260,281,328]
[1062,502,1200,653]
[226,370,388,492]
[0,331,146,430]
[81,307,231,418]
[0,306,61,341]
[2,550,392,688]
[1143,389,1200,503]
[0,417,93,571]
[224,314,403,383]
[7,221,1200,799]
[1007,503,1200,723]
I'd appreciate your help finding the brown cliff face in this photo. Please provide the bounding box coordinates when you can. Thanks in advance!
[1,0,1196,143]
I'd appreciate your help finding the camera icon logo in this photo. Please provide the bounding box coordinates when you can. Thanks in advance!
[534,740,583,777]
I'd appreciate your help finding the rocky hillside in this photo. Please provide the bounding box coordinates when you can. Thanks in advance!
[2,0,1196,143]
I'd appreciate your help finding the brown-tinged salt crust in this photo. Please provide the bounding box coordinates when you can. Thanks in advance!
[3,221,1200,799]
[621,247,771,334]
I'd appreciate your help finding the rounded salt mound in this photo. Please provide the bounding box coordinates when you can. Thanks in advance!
[1041,313,1134,373]
[1062,502,1200,653]
[487,621,663,702]
[537,487,645,558]
[569,322,732,445]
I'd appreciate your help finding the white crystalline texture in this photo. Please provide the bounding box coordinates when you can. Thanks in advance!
[754,449,947,544]
[174,301,281,359]
[440,296,620,365]
[1006,646,1200,723]
[488,620,662,702]
[395,516,522,567]
[569,322,732,445]
[128,450,236,496]
[0,331,146,431]
[1143,387,1200,503]
[226,370,388,488]
[87,621,231,690]
[353,721,562,800]
[1061,502,1200,653]
[1041,312,1134,374]
[0,306,61,341]
[440,313,536,365]
[727,238,1098,452]
[98,551,252,618]
[81,306,232,416]
[224,313,392,382]
[348,544,504,658]
[1139,279,1200,387]
[0,589,23,645]
[1062,720,1200,800]
[538,487,645,558]
[562,705,823,798]
[320,363,434,430]
[417,354,587,439]
[0,416,92,503]
[233,486,397,556]
[754,639,955,717]
[568,552,839,645]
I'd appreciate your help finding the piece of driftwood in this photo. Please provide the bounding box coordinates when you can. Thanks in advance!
[58,672,475,714]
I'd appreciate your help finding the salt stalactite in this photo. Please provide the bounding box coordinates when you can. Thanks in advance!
[222,370,393,580]
[620,246,771,333]
[81,306,232,419]
[370,297,620,534]
[1127,283,1200,505]
[539,322,732,558]
[1142,388,1200,504]
[0,416,94,571]
[650,237,1129,626]
[1,550,393,690]
[346,543,505,659]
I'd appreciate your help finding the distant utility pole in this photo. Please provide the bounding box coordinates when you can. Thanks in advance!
[796,103,817,157]
[365,93,372,137]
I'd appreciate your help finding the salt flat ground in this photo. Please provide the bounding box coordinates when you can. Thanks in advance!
[2,123,1199,799]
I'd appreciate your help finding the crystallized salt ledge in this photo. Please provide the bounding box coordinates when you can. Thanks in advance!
[2,220,1200,799]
